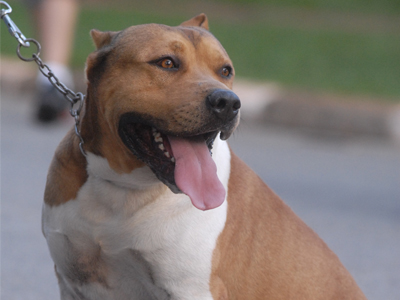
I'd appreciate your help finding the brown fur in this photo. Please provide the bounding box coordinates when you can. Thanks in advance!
[210,151,366,299]
[44,129,87,206]
[180,13,209,30]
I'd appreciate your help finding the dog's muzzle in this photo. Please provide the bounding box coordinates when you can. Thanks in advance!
[118,89,241,209]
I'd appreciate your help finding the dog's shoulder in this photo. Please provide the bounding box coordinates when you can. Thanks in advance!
[213,152,365,299]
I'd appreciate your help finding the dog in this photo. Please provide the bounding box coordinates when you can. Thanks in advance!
[42,14,366,299]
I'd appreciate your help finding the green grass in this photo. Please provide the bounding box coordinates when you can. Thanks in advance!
[212,24,400,98]
[1,1,400,100]
[1,1,33,56]
[214,0,400,15]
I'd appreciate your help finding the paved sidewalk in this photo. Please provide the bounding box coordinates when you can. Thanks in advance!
[1,89,399,300]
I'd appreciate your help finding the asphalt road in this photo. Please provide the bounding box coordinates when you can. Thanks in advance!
[1,91,399,299]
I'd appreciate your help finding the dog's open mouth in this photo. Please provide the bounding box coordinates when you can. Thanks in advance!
[119,120,226,210]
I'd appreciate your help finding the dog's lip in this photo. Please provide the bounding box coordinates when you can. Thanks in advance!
[123,122,219,155]
[118,120,219,193]
[154,126,219,144]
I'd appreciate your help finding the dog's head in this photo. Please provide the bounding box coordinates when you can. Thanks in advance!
[82,14,240,210]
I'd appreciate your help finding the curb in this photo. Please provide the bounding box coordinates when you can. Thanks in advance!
[234,80,400,141]
[2,56,399,141]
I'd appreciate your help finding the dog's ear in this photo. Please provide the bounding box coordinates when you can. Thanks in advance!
[90,29,118,49]
[180,13,209,30]
[86,30,117,84]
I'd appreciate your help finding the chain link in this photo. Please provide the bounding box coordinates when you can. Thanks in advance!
[1,1,86,156]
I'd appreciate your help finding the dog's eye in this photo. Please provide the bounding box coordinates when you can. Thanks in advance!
[221,66,232,78]
[156,58,177,69]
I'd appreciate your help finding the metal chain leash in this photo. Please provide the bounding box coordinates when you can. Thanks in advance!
[1,1,87,156]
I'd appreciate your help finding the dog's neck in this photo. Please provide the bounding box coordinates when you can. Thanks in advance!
[86,153,162,191]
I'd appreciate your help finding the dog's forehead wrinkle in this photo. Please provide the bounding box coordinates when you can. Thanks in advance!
[117,24,207,51]
[178,27,225,55]
[179,28,203,47]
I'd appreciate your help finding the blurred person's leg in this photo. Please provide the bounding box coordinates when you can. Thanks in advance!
[37,0,78,67]
[32,0,79,123]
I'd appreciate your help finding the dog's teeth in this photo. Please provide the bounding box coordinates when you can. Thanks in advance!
[171,157,175,163]
[155,136,163,143]
[159,144,165,151]
[164,152,170,158]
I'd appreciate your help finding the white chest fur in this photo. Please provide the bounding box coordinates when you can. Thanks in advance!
[42,138,231,300]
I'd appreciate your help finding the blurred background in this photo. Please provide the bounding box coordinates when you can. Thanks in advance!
[1,0,399,299]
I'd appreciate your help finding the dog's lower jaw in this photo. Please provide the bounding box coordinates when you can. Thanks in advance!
[220,114,240,141]
[156,172,181,194]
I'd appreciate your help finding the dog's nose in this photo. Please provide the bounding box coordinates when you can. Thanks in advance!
[207,89,241,121]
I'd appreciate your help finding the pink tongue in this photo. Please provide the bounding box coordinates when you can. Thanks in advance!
[168,136,226,211]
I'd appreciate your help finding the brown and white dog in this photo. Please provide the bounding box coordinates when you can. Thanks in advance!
[42,14,366,299]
